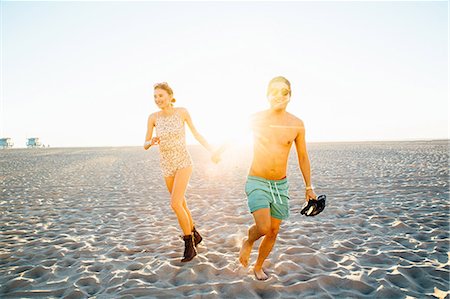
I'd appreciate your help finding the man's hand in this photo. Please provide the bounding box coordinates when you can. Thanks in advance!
[210,142,229,164]
[305,189,317,202]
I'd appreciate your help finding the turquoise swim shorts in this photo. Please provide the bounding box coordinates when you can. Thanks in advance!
[245,175,290,220]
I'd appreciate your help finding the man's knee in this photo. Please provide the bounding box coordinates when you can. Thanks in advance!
[256,224,271,236]
[267,227,279,238]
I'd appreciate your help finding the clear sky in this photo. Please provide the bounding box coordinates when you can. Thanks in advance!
[1,1,448,148]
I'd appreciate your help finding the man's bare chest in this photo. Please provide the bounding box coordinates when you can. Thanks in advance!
[255,125,297,147]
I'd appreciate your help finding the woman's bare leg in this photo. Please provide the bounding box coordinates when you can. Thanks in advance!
[168,167,193,236]
[183,199,194,231]
[164,176,194,231]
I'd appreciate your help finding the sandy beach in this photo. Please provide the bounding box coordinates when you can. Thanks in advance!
[0,141,449,298]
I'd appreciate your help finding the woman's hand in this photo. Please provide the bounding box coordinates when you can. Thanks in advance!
[210,142,229,164]
[151,137,161,145]
[144,137,160,149]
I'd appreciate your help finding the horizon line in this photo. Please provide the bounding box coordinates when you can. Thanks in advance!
[2,138,449,150]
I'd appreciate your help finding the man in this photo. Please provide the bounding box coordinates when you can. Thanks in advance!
[239,76,317,280]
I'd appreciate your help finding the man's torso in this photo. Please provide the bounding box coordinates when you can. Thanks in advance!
[249,110,303,180]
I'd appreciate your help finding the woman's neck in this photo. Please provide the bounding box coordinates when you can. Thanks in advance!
[160,106,175,115]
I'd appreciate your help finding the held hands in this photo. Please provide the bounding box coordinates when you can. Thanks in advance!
[210,142,229,164]
[211,150,221,164]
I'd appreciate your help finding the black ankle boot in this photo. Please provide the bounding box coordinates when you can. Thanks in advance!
[181,234,197,262]
[192,226,203,247]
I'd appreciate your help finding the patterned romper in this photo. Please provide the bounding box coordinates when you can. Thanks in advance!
[155,110,193,177]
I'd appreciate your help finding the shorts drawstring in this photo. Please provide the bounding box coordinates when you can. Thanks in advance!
[268,181,283,205]
[268,181,277,204]
[274,182,283,205]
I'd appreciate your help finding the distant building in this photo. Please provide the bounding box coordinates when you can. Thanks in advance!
[0,138,14,149]
[26,137,43,148]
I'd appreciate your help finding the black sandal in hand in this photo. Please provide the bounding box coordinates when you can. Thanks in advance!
[300,195,326,216]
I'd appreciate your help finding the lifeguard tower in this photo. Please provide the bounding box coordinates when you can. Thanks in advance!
[26,137,43,148]
[0,138,14,149]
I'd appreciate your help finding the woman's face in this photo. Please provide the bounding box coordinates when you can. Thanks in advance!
[154,88,172,109]
[267,81,291,111]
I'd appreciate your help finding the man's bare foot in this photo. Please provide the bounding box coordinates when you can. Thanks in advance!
[254,268,269,280]
[239,238,252,268]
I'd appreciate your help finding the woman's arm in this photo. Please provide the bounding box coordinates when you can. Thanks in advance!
[181,108,214,153]
[144,114,156,150]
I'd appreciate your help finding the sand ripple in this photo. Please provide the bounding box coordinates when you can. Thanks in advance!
[0,142,449,297]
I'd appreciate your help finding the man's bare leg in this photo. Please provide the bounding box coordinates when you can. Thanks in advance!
[239,225,262,267]
[239,208,271,268]
[253,217,282,280]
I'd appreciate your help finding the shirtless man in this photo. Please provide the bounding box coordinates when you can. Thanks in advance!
[239,76,317,280]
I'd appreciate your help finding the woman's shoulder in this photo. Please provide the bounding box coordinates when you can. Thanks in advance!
[175,107,189,117]
[148,111,159,122]
[175,107,188,113]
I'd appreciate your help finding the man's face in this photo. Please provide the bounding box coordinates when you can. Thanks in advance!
[267,81,291,111]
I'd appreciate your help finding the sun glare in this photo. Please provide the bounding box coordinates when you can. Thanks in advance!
[204,116,253,150]
[187,106,254,149]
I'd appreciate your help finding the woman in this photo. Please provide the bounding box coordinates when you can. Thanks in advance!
[144,82,219,262]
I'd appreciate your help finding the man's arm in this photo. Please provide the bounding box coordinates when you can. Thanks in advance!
[294,120,316,200]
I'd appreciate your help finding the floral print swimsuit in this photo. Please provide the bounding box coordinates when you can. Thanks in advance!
[155,111,193,177]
